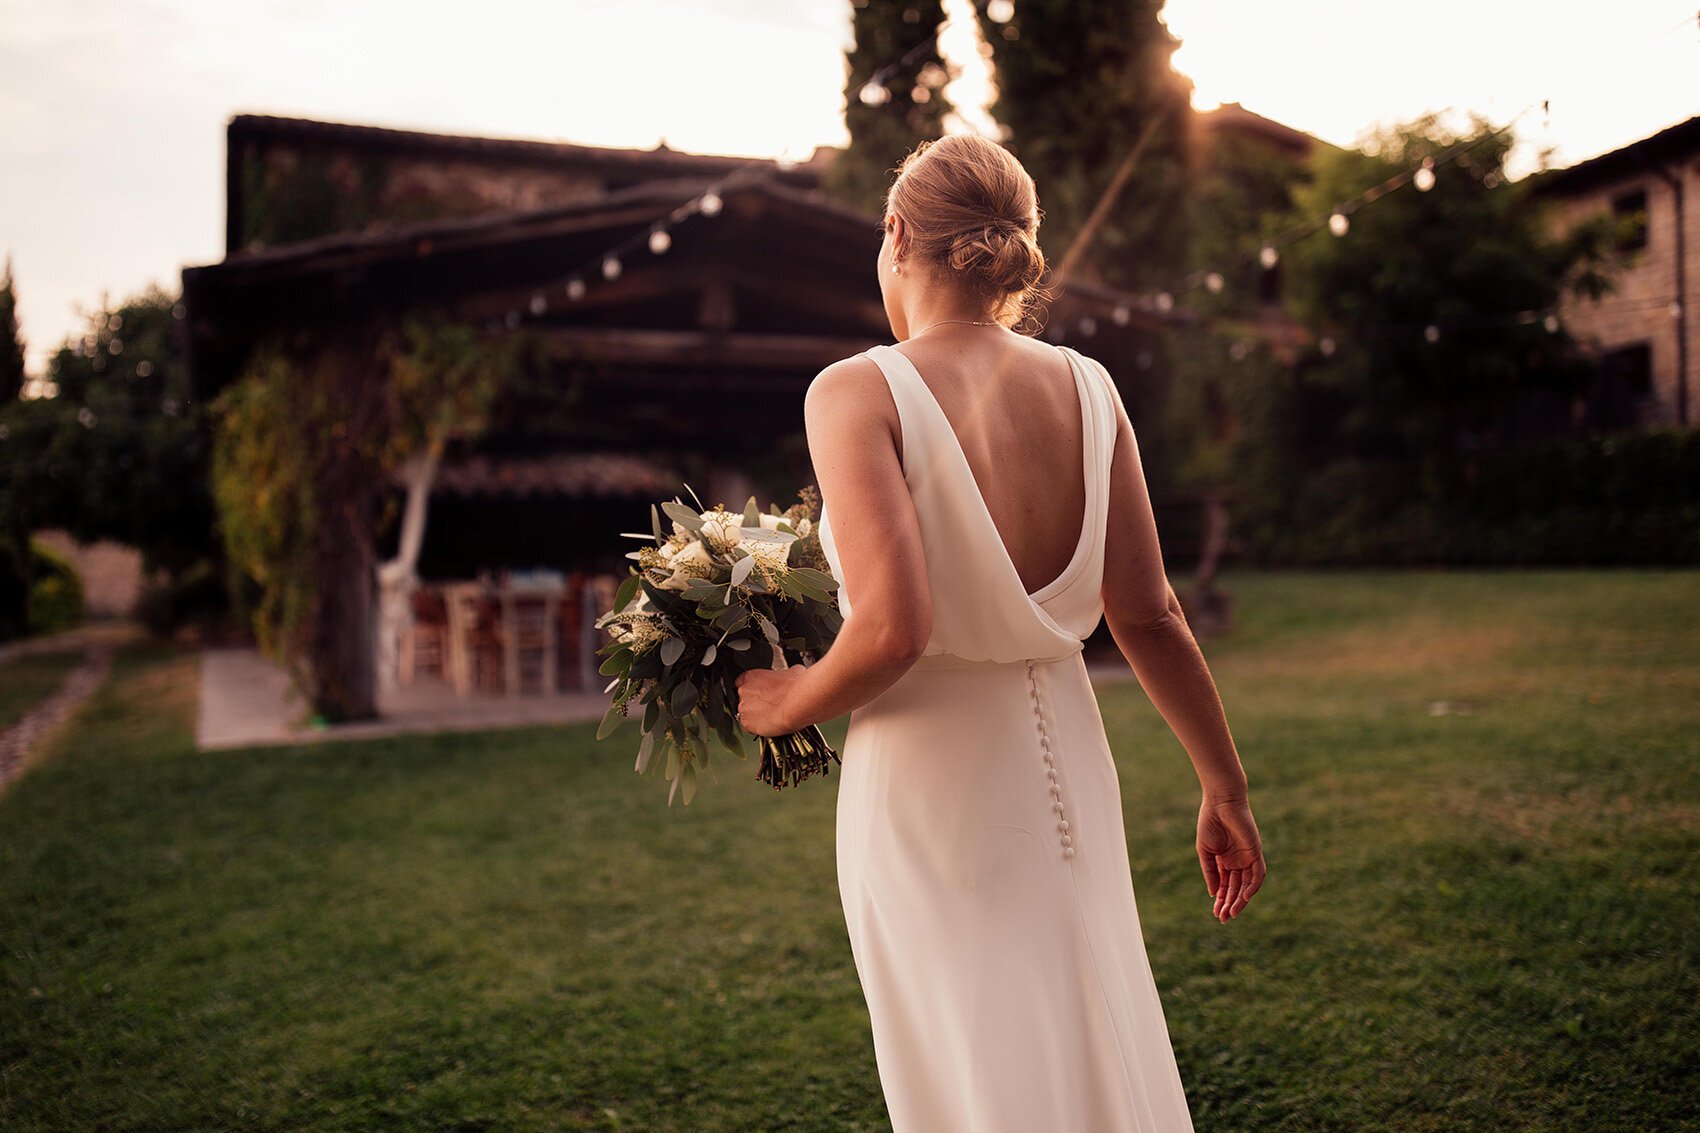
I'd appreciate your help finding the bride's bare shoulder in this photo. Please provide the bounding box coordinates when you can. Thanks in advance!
[804,353,899,441]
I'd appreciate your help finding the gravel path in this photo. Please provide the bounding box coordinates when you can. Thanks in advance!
[0,626,134,793]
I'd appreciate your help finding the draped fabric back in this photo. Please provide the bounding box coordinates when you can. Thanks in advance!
[817,343,1119,665]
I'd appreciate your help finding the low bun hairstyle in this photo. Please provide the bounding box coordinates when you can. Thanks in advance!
[887,134,1051,332]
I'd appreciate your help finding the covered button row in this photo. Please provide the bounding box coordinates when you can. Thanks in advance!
[1025,659,1076,859]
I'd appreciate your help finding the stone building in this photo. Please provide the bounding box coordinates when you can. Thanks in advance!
[1526,114,1698,429]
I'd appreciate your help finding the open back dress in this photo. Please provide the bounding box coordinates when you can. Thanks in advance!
[816,342,1196,1132]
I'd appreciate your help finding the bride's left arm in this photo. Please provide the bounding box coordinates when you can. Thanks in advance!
[753,356,932,732]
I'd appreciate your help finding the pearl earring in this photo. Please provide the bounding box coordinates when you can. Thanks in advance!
[892,261,900,274]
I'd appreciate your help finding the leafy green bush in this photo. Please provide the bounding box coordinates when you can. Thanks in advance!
[27,539,84,633]
[1236,427,1700,566]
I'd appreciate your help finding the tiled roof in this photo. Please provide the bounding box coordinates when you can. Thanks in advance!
[407,451,686,499]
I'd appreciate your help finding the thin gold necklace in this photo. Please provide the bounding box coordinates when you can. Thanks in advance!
[912,318,1005,338]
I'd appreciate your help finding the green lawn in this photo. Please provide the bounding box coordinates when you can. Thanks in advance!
[1,569,1695,1132]
[0,649,84,733]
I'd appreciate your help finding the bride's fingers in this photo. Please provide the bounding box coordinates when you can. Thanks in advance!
[1230,864,1266,917]
[1199,846,1220,897]
[1217,867,1240,920]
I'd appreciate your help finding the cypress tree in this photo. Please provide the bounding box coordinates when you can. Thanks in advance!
[975,0,1194,292]
[824,0,954,218]
[0,256,24,401]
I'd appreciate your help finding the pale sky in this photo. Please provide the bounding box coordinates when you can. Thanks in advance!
[0,0,1693,373]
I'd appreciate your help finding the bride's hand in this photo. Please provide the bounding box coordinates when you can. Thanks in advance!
[1197,794,1266,923]
[734,665,808,737]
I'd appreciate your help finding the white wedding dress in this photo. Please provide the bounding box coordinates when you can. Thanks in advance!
[817,343,1196,1132]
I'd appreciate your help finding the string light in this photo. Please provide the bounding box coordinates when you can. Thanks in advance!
[987,0,1015,22]
[853,15,948,115]
[502,158,779,326]
[1328,210,1350,237]
[1414,156,1437,192]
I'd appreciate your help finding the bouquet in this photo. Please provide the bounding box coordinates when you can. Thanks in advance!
[592,483,844,805]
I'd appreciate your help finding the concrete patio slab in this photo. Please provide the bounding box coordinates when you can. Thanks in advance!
[196,646,617,751]
[195,644,1137,752]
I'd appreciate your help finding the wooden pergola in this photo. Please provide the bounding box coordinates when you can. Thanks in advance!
[182,169,1170,718]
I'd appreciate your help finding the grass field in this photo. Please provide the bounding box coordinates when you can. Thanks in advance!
[0,649,84,733]
[1,569,1695,1132]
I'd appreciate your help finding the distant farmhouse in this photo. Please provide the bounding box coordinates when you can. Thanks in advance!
[179,114,1173,714]
[1527,114,1699,430]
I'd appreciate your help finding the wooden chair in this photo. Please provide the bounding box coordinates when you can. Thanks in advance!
[469,592,506,695]
[400,586,448,686]
[505,589,558,696]
[557,572,586,691]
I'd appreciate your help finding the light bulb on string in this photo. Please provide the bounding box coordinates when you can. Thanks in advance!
[987,0,1014,22]
[859,80,891,107]
[602,256,623,281]
[1319,336,1336,357]
[1111,305,1130,327]
[1228,340,1249,361]
[1414,157,1436,192]
[566,278,586,301]
[649,228,672,254]
[529,293,547,316]
[1259,244,1279,269]
[1155,291,1173,313]
[1424,323,1440,343]
[1205,272,1224,293]
[699,191,723,217]
[1079,316,1097,337]
[1329,210,1349,237]
[1543,314,1560,334]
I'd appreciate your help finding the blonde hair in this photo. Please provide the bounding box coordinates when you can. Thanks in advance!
[886,134,1050,332]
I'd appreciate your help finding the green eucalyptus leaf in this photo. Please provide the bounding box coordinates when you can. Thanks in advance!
[635,730,655,773]
[613,572,642,612]
[671,678,698,718]
[662,499,705,534]
[596,701,628,740]
[659,637,685,666]
[789,567,839,592]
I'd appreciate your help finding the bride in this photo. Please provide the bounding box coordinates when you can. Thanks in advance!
[738,133,1264,1131]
